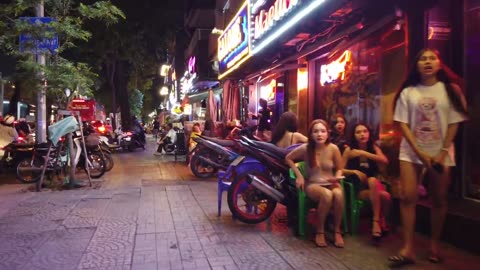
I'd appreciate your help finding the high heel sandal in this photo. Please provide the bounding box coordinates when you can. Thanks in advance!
[334,231,344,248]
[372,219,382,240]
[314,232,327,248]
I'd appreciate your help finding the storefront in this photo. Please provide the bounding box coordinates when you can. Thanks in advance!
[310,17,407,139]
[460,0,480,200]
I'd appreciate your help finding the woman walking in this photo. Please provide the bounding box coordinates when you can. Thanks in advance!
[389,49,468,267]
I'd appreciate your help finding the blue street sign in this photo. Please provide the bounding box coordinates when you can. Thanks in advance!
[19,17,59,54]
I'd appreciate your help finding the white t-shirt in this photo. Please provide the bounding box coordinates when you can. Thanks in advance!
[393,82,467,166]
[166,129,177,144]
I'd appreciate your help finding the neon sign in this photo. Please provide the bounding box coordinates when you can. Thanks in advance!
[253,0,299,40]
[320,50,352,86]
[251,0,326,54]
[188,56,196,74]
[218,1,251,79]
[260,79,276,101]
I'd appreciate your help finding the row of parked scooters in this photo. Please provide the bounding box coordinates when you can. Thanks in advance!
[189,134,301,227]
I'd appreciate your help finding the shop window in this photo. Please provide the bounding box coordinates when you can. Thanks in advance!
[313,22,406,180]
[463,0,480,199]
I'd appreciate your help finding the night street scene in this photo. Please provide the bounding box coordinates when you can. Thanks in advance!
[0,0,480,269]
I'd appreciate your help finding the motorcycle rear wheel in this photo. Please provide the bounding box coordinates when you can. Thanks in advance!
[227,171,277,224]
[16,157,44,183]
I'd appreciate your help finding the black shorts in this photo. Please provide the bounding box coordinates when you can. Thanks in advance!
[345,174,370,195]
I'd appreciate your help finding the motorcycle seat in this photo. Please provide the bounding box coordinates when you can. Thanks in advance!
[245,139,289,159]
[200,136,236,147]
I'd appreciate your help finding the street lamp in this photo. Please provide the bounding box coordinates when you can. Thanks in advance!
[64,88,72,109]
[64,88,71,98]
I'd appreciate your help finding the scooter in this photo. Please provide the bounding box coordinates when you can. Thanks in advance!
[226,137,301,225]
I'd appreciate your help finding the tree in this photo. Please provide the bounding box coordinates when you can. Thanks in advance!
[129,88,143,118]
[0,0,125,111]
[78,0,182,129]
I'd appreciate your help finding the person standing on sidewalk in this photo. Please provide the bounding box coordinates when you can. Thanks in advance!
[152,118,160,140]
[389,49,468,267]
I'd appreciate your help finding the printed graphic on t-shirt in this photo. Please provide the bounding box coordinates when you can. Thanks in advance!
[414,97,442,146]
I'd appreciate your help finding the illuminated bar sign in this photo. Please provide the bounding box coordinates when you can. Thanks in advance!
[218,1,251,79]
[253,0,299,40]
[320,50,352,86]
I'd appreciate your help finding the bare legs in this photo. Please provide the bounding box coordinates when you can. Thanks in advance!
[428,167,451,258]
[305,184,344,247]
[398,161,423,259]
[359,178,392,236]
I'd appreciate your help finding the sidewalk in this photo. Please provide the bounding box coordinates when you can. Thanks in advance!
[0,138,478,269]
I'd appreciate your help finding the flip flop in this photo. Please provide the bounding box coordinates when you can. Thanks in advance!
[428,254,443,264]
[388,255,415,268]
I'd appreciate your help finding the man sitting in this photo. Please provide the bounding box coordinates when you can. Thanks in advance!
[154,123,176,155]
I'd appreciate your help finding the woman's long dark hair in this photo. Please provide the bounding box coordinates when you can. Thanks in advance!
[307,119,330,168]
[271,112,298,145]
[349,123,375,152]
[393,48,468,116]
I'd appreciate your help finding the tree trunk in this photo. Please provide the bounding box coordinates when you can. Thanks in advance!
[115,60,131,130]
[105,56,117,130]
[8,80,21,118]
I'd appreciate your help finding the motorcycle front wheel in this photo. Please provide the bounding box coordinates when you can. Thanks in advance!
[227,171,277,224]
[83,153,106,178]
[190,152,218,178]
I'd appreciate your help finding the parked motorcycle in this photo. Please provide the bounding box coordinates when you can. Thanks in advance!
[189,135,240,178]
[0,137,34,173]
[120,131,145,152]
[226,137,301,225]
[85,134,114,172]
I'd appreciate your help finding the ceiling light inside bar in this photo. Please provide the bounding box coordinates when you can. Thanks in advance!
[251,0,325,55]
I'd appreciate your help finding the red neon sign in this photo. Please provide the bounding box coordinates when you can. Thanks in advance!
[320,50,352,86]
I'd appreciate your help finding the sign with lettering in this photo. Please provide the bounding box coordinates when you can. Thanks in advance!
[320,50,352,86]
[218,1,251,79]
[252,0,299,40]
[19,17,59,55]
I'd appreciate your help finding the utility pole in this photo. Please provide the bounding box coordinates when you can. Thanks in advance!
[0,72,4,117]
[36,1,47,143]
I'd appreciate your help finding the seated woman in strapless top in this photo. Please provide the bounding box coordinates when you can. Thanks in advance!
[285,119,345,248]
[270,112,308,148]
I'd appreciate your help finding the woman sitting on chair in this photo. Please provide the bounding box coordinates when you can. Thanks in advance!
[342,123,390,240]
[270,112,307,148]
[285,119,345,248]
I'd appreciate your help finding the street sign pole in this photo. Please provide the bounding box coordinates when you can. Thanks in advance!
[36,1,47,143]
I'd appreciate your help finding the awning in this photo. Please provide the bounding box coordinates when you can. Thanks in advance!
[188,80,220,93]
[183,87,223,105]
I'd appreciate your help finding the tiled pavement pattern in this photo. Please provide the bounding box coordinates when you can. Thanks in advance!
[0,137,478,270]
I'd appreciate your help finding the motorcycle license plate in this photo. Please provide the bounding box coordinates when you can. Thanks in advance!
[125,137,131,141]
[230,155,245,167]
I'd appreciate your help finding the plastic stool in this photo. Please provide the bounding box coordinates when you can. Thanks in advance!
[217,171,231,216]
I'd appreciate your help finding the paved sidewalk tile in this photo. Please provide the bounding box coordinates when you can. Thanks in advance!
[1,144,478,270]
